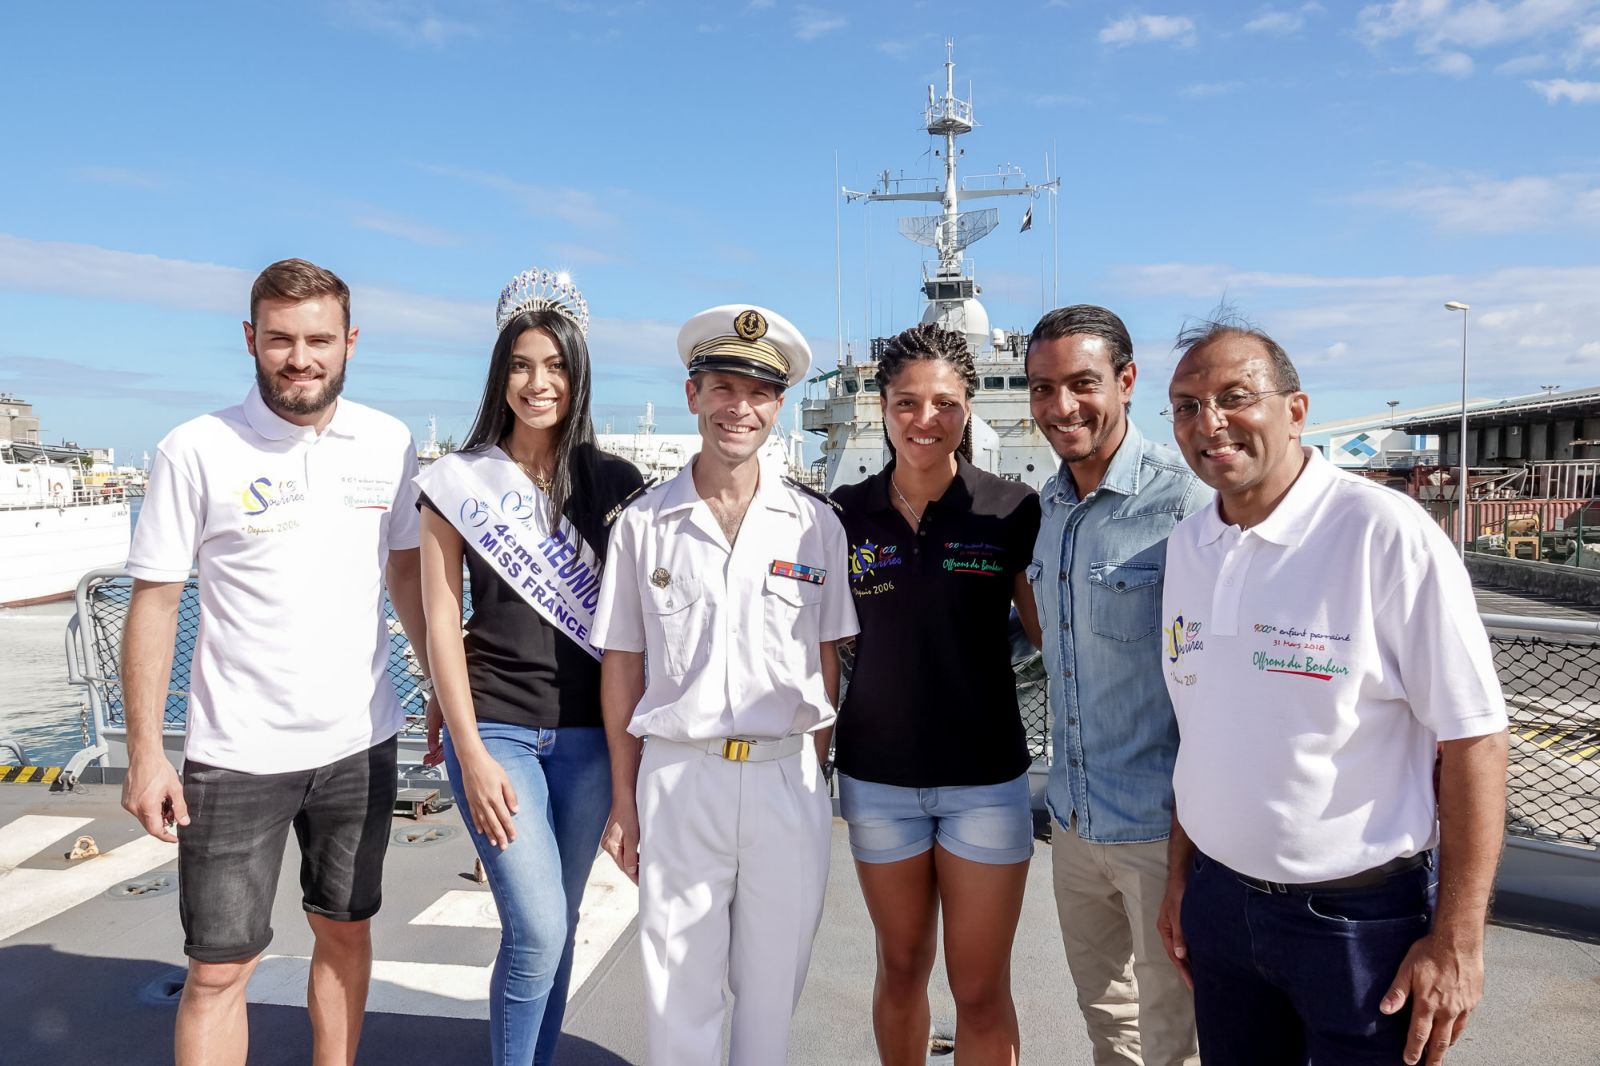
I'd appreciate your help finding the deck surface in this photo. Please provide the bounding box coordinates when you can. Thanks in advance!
[1,783,1595,1065]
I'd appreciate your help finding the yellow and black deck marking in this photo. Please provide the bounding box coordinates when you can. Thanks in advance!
[0,765,63,784]
[1511,724,1600,764]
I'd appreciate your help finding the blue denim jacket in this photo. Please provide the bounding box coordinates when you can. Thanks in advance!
[1029,421,1208,843]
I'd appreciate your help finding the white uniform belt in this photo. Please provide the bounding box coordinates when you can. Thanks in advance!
[700,734,805,763]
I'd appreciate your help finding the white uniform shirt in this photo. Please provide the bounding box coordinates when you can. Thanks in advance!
[127,386,421,774]
[593,458,858,741]
[1162,448,1507,883]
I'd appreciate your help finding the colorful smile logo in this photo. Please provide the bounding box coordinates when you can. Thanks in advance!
[1165,615,1203,663]
[239,477,275,517]
[849,541,902,580]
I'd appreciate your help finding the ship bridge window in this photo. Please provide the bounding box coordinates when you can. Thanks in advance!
[982,376,1005,391]
[1008,375,1027,389]
[844,379,859,394]
[863,380,879,393]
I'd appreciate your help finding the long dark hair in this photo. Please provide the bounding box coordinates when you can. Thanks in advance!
[874,323,977,462]
[463,309,597,526]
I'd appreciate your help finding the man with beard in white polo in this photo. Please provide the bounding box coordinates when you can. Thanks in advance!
[121,258,430,1066]
[593,304,857,1065]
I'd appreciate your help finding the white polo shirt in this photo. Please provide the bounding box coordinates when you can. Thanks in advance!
[593,457,858,742]
[1162,448,1506,883]
[127,386,421,774]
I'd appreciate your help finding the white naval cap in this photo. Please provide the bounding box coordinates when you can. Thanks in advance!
[677,304,812,390]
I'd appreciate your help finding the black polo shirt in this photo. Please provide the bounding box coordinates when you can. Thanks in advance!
[831,455,1041,788]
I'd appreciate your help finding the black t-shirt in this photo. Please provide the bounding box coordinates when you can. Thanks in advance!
[420,448,645,731]
[831,455,1041,788]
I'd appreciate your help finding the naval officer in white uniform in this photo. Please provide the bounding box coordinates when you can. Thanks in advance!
[592,304,858,1065]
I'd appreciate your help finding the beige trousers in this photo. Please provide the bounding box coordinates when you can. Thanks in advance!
[1051,822,1199,1066]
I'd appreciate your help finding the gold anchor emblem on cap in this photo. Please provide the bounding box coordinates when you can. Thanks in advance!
[650,567,671,588]
[734,309,767,341]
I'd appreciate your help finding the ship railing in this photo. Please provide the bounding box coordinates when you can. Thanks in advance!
[55,569,1600,853]
[0,484,129,511]
[60,567,445,788]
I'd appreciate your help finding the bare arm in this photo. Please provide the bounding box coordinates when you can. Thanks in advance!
[1382,730,1510,1066]
[814,638,842,763]
[1012,571,1042,649]
[119,579,187,841]
[385,546,431,683]
[1156,811,1198,989]
[418,508,523,848]
[599,649,646,883]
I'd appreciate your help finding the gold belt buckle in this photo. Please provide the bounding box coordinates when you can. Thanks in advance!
[721,739,751,762]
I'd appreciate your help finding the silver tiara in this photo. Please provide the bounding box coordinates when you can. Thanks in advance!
[495,268,589,337]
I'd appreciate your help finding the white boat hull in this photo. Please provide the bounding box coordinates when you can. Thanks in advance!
[0,502,130,607]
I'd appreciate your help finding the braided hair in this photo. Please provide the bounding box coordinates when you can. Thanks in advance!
[874,323,978,461]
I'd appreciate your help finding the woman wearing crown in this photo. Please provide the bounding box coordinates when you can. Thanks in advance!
[414,269,643,1065]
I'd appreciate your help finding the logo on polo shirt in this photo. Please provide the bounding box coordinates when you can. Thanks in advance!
[237,475,307,529]
[1164,615,1204,663]
[849,541,903,580]
[942,541,1005,577]
[1249,621,1354,681]
[240,477,275,517]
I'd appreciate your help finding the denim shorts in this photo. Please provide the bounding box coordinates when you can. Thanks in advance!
[837,771,1034,865]
[178,736,398,963]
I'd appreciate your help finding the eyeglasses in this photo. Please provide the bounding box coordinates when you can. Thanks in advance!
[1169,388,1295,423]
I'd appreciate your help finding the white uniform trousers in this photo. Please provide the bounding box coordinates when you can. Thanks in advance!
[636,735,833,1066]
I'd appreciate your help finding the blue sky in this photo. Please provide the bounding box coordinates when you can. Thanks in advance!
[3,0,1598,463]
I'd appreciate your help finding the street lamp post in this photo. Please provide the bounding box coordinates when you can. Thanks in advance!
[1445,302,1470,556]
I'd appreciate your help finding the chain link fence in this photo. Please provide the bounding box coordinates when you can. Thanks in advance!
[76,572,467,743]
[68,573,1600,848]
[1488,626,1600,847]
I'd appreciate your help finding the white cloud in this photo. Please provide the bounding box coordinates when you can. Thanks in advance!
[416,165,617,229]
[545,242,624,267]
[1034,92,1089,107]
[1244,2,1325,34]
[1099,14,1198,47]
[0,234,679,369]
[1111,260,1600,393]
[70,166,164,190]
[351,213,464,248]
[877,38,922,58]
[337,0,480,47]
[1528,76,1600,99]
[1430,49,1475,74]
[1495,51,1555,72]
[1352,172,1600,233]
[793,6,846,41]
[1181,81,1245,97]
[1356,0,1600,74]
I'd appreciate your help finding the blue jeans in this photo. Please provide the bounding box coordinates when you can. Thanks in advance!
[443,722,612,1066]
[1182,851,1438,1065]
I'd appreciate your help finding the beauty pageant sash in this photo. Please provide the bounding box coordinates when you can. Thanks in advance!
[415,447,604,660]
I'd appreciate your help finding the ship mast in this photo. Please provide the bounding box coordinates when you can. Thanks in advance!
[844,40,1057,354]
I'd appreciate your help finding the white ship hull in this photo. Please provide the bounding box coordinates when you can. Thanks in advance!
[0,501,130,607]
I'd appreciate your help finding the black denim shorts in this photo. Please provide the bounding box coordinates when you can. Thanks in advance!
[177,736,398,963]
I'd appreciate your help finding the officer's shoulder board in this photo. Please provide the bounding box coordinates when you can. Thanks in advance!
[602,479,655,527]
[783,476,844,514]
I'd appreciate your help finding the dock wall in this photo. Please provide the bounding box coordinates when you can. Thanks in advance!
[1467,553,1600,607]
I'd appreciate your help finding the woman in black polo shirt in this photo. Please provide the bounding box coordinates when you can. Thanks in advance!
[415,269,643,1066]
[832,323,1042,1065]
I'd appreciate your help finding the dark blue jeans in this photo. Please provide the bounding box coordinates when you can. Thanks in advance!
[1182,851,1437,1065]
[443,723,612,1066]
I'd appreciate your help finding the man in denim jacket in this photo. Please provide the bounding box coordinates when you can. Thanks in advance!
[1026,305,1207,1066]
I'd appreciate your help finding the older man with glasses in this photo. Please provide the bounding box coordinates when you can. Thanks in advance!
[1156,315,1509,1066]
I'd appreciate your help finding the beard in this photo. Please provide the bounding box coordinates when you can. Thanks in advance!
[256,358,347,417]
